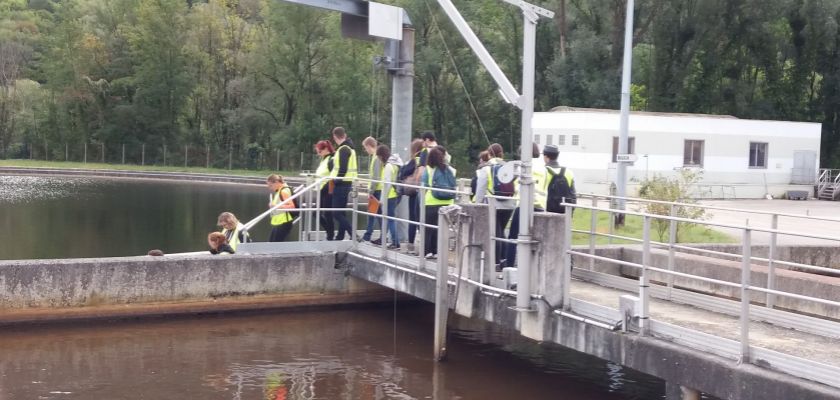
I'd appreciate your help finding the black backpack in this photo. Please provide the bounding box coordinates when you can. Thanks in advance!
[285,185,301,218]
[545,167,576,214]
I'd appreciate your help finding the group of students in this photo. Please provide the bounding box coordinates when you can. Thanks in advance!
[202,125,575,264]
[469,142,576,271]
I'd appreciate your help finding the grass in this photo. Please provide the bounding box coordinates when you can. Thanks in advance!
[571,209,735,245]
[0,159,296,178]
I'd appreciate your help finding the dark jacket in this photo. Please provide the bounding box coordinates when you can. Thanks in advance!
[336,137,356,181]
[210,244,235,255]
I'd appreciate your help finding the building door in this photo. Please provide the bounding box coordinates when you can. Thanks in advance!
[791,151,817,184]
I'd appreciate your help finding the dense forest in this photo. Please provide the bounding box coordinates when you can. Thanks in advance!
[1,0,840,172]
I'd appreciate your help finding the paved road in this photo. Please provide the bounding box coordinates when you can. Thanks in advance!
[698,199,840,245]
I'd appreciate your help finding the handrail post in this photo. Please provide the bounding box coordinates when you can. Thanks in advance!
[562,205,573,310]
[419,187,427,270]
[640,215,651,336]
[487,197,497,270]
[740,228,752,364]
[315,179,322,241]
[381,179,390,255]
[766,214,778,308]
[303,175,314,241]
[667,204,677,299]
[588,196,597,270]
[434,208,450,361]
[351,182,359,243]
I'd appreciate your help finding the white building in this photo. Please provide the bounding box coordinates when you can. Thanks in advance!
[532,107,822,199]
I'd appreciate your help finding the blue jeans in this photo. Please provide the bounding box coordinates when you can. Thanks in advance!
[332,183,352,240]
[363,190,382,241]
[385,197,400,246]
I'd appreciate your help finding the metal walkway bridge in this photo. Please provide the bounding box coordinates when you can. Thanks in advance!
[239,175,840,400]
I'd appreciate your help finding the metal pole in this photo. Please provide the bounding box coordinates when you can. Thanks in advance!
[382,180,390,255]
[562,206,572,310]
[122,144,125,164]
[640,215,651,336]
[315,181,322,241]
[83,143,87,163]
[434,208,449,361]
[419,188,427,271]
[228,143,232,170]
[44,139,48,161]
[65,143,68,161]
[391,27,415,161]
[740,228,752,364]
[766,214,778,308]
[589,196,597,270]
[184,145,188,168]
[141,144,145,166]
[615,0,635,222]
[206,145,210,168]
[487,198,497,270]
[101,143,104,163]
[351,186,359,242]
[276,149,280,171]
[163,144,167,166]
[515,10,537,311]
[668,204,677,299]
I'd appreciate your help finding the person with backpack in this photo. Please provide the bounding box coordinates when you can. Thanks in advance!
[267,174,297,242]
[421,146,457,259]
[470,150,492,202]
[500,144,576,270]
[314,140,335,240]
[474,143,517,263]
[376,144,403,249]
[398,139,425,254]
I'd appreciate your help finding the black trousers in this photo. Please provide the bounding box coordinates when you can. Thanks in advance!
[332,183,352,240]
[269,222,293,242]
[424,205,443,256]
[318,186,334,240]
[495,208,514,262]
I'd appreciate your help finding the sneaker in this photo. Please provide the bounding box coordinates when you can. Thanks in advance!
[387,244,400,250]
[371,238,382,245]
[425,253,437,260]
[495,260,509,272]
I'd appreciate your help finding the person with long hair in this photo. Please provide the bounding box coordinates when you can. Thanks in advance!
[399,138,425,254]
[421,146,456,259]
[217,212,249,252]
[314,140,336,240]
[266,174,295,242]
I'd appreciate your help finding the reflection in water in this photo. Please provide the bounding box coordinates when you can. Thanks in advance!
[0,305,666,400]
[0,175,274,259]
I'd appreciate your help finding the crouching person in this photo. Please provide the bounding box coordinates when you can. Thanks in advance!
[208,232,235,255]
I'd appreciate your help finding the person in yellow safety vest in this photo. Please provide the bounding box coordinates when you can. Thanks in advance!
[314,140,336,240]
[474,143,516,263]
[208,232,235,255]
[361,136,381,242]
[501,144,575,270]
[421,146,456,259]
[376,144,403,249]
[217,212,249,252]
[267,174,296,242]
[330,127,358,240]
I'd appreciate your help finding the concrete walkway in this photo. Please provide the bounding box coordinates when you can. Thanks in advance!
[698,199,840,245]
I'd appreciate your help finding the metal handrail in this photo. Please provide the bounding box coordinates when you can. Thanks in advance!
[241,177,328,232]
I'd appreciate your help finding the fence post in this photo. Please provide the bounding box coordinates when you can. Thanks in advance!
[562,207,573,310]
[163,144,167,166]
[668,204,677,299]
[351,184,359,243]
[740,227,752,364]
[206,145,210,168]
[381,179,390,255]
[184,145,188,168]
[766,214,778,308]
[228,144,232,170]
[589,196,597,270]
[100,143,104,163]
[419,187,427,271]
[122,144,125,164]
[65,143,68,161]
[434,207,450,361]
[44,139,48,161]
[141,144,145,166]
[276,149,280,172]
[640,215,651,336]
[83,143,87,163]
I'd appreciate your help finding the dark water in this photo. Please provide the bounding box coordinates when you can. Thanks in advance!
[0,305,666,400]
[0,175,279,259]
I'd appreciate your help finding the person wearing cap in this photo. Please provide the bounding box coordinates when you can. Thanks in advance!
[499,144,575,271]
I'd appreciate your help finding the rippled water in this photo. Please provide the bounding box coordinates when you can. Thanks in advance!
[0,175,273,259]
[0,305,667,400]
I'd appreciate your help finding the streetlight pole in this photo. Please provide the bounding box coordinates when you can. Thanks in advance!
[616,0,635,226]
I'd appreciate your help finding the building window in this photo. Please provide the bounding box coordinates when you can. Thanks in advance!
[546,135,553,146]
[534,134,541,144]
[749,142,768,168]
[684,140,704,167]
[612,136,636,162]
[558,135,565,146]
[572,135,580,146]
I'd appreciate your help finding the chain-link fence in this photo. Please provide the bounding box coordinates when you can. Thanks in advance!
[2,141,368,173]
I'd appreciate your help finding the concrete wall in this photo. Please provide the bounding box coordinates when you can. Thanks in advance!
[0,252,391,324]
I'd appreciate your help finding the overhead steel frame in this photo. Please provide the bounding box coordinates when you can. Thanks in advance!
[277,0,414,159]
